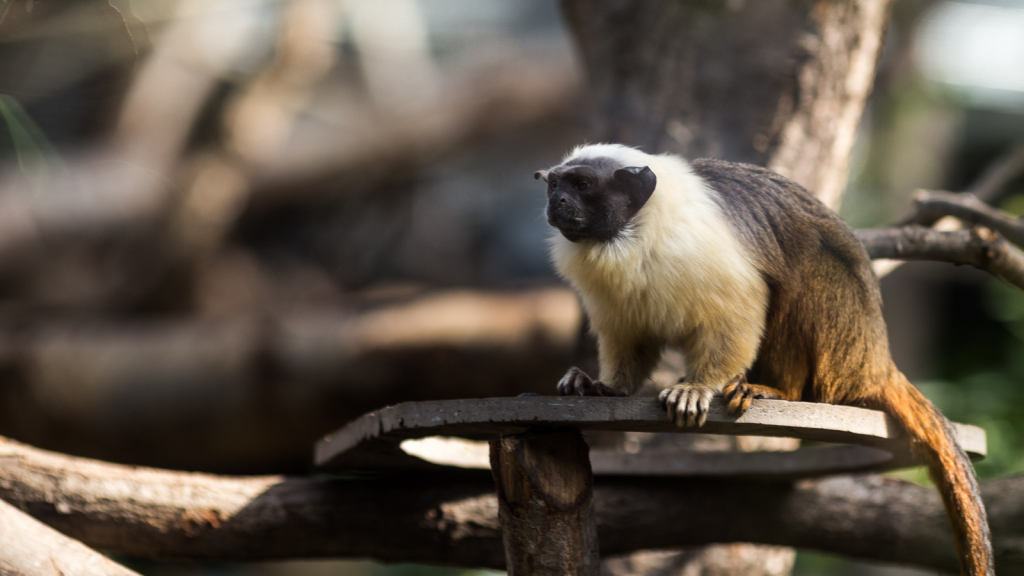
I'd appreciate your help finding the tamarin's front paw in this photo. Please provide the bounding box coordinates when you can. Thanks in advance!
[722,375,784,415]
[659,383,717,427]
[556,367,627,397]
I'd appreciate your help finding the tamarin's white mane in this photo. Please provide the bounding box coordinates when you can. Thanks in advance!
[548,143,769,386]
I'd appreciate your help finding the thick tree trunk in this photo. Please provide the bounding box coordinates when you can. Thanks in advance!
[560,0,894,209]
[490,431,600,575]
[766,0,894,209]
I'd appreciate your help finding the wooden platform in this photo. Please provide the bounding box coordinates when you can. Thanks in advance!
[315,396,986,477]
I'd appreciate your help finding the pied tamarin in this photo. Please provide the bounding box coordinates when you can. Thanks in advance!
[535,143,993,576]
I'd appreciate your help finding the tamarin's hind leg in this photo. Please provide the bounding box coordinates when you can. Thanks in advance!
[556,367,628,397]
[723,375,785,415]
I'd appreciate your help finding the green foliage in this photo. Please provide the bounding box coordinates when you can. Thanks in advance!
[897,276,1024,482]
[793,551,861,576]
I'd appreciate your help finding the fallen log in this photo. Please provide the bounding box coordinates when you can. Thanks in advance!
[1,436,1022,573]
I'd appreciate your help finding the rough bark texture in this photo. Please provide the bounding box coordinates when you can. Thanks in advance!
[857,226,1024,290]
[0,436,505,566]
[2,437,1023,572]
[490,431,599,575]
[561,0,805,162]
[867,144,1024,279]
[0,498,141,576]
[901,190,1024,247]
[767,0,894,209]
[560,0,894,210]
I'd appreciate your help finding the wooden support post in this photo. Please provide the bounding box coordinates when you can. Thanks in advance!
[489,429,599,576]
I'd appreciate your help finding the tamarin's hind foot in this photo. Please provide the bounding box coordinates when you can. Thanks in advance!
[722,376,784,415]
[659,382,717,427]
[556,367,627,397]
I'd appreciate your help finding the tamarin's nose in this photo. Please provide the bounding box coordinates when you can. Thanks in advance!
[559,197,567,204]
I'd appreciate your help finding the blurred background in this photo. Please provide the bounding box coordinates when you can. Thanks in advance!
[0,0,1022,574]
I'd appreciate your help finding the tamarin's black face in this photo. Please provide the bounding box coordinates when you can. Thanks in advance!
[535,158,657,243]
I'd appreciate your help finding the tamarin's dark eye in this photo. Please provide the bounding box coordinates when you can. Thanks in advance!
[549,178,559,188]
[576,180,590,190]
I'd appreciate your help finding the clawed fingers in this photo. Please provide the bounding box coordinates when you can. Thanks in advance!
[660,384,714,427]
[724,378,753,415]
[556,367,624,397]
[726,386,754,414]
[556,367,588,396]
[723,376,782,416]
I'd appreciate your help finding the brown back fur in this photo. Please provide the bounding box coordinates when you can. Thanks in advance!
[692,159,994,576]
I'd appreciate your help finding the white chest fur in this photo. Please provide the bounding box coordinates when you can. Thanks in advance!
[549,149,768,351]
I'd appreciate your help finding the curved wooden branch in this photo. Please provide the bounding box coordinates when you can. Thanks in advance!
[1,437,1022,573]
[0,498,140,576]
[869,143,1024,279]
[899,190,1024,248]
[856,226,1024,289]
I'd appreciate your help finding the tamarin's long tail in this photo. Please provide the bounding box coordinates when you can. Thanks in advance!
[870,374,993,576]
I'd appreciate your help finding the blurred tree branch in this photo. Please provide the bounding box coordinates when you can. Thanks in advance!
[899,190,1024,247]
[869,141,1024,280]
[0,497,140,576]
[1,436,1022,573]
[0,55,577,309]
[0,288,579,471]
[0,0,578,312]
[0,0,146,135]
[858,226,1024,290]
[245,52,579,207]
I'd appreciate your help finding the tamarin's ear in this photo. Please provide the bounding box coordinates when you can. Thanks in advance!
[534,170,549,182]
[614,166,657,209]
